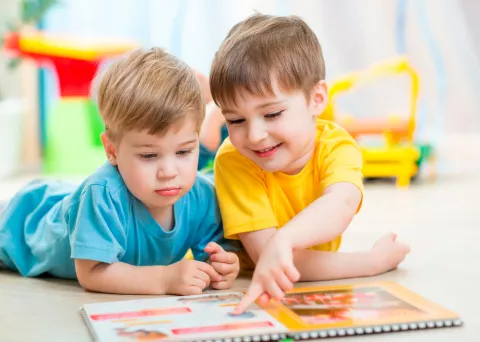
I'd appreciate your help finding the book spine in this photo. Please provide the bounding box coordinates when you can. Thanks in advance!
[80,309,98,341]
[188,318,462,342]
[287,318,463,340]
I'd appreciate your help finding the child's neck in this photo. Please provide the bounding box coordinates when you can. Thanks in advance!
[282,137,316,175]
[148,205,175,232]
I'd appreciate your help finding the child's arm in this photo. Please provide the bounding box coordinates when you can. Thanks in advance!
[279,182,361,249]
[239,224,379,283]
[69,184,223,295]
[292,234,408,281]
[75,259,221,295]
[239,182,360,270]
[235,183,409,313]
[233,183,361,312]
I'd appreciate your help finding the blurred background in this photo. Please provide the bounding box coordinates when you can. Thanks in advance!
[0,0,479,193]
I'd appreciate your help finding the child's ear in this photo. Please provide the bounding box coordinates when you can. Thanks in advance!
[311,80,328,118]
[100,132,118,166]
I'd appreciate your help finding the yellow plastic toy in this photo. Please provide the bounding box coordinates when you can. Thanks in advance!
[322,56,421,187]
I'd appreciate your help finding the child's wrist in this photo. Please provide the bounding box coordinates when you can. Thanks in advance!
[274,229,295,249]
[365,250,383,277]
[155,265,172,295]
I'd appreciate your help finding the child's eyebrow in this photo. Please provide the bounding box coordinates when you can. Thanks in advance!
[133,143,157,148]
[178,139,198,146]
[255,100,285,109]
[221,108,237,115]
[222,100,285,114]
[133,138,197,148]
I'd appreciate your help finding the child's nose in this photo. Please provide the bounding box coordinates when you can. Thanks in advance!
[157,163,178,179]
[247,123,268,144]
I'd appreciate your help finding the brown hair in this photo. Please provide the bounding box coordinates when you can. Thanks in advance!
[210,14,326,107]
[93,47,205,142]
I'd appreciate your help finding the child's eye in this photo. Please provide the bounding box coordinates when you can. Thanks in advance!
[139,153,157,160]
[226,118,245,125]
[265,111,283,120]
[176,149,192,156]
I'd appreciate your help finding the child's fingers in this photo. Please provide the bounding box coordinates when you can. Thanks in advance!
[186,285,203,295]
[194,270,211,288]
[265,280,285,300]
[210,252,237,264]
[197,261,222,281]
[210,261,234,275]
[282,263,300,282]
[210,280,231,290]
[257,293,271,308]
[191,276,209,290]
[233,283,263,315]
[204,242,224,254]
[274,271,294,292]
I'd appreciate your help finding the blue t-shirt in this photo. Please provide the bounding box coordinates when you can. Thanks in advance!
[0,163,238,279]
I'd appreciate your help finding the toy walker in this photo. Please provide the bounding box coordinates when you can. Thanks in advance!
[322,56,431,187]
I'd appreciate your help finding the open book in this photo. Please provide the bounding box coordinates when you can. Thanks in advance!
[80,281,462,341]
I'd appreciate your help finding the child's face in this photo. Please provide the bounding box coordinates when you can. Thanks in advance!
[221,80,327,174]
[102,118,199,213]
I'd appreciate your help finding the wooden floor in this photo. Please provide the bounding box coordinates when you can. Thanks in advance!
[0,174,478,341]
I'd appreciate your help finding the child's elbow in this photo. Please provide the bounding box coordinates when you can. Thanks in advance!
[77,274,94,292]
[76,270,101,292]
[338,183,362,215]
[74,259,102,292]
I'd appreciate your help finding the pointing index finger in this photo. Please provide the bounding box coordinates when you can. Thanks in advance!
[233,283,263,315]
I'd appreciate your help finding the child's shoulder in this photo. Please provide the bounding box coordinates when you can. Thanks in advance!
[64,162,129,211]
[81,162,127,195]
[316,119,352,137]
[315,119,358,145]
[64,163,131,219]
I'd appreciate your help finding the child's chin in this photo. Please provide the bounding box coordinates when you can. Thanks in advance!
[147,195,180,207]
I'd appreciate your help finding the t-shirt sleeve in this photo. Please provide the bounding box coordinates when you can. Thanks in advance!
[214,147,278,240]
[67,185,127,263]
[317,125,365,212]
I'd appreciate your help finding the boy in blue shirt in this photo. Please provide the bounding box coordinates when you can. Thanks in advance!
[0,48,240,295]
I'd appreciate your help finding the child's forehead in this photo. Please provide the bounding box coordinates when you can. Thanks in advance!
[220,85,298,112]
[121,119,199,145]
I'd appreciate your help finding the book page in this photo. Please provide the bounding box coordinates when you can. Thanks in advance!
[268,282,461,331]
[83,292,286,341]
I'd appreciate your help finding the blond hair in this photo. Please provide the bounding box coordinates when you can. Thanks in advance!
[210,14,325,107]
[93,47,205,142]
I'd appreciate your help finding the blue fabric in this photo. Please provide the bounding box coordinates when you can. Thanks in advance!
[0,162,238,279]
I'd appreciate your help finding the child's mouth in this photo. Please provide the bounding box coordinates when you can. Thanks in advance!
[155,187,181,196]
[253,143,282,158]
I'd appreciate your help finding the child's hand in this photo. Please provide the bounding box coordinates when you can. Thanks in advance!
[164,259,222,295]
[205,242,240,290]
[370,233,410,274]
[234,234,300,314]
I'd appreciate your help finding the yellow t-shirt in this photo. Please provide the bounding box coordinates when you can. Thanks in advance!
[214,119,364,253]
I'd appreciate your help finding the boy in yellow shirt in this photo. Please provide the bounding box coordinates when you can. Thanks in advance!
[209,14,410,313]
